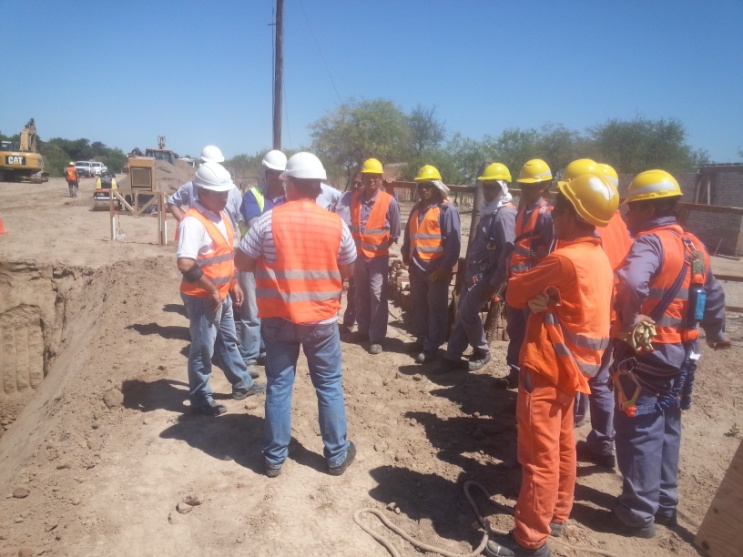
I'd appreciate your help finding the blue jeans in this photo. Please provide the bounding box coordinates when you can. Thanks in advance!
[181,293,254,409]
[235,270,264,365]
[261,317,350,468]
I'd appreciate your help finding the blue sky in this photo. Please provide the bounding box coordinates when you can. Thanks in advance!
[2,0,742,163]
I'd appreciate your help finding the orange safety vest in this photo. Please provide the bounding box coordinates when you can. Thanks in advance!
[519,237,613,395]
[597,211,633,272]
[255,200,343,323]
[637,224,709,344]
[409,203,446,262]
[350,190,393,258]
[65,167,78,181]
[509,199,552,276]
[179,208,235,300]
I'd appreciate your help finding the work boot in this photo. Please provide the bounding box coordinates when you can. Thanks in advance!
[549,522,563,537]
[192,400,227,417]
[265,460,283,478]
[576,440,615,469]
[232,381,267,400]
[606,510,656,539]
[468,350,492,371]
[368,343,383,355]
[485,532,551,557]
[246,365,261,379]
[654,510,678,528]
[432,357,465,374]
[328,442,356,476]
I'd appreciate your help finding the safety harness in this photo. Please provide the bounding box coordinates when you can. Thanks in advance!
[611,234,705,417]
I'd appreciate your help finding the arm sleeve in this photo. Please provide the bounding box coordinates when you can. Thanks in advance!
[238,214,267,259]
[614,235,663,329]
[438,205,462,270]
[338,222,358,265]
[506,253,568,309]
[241,190,262,224]
[401,208,413,260]
[700,270,727,341]
[168,182,192,207]
[176,217,207,259]
[388,198,401,242]
[489,208,516,287]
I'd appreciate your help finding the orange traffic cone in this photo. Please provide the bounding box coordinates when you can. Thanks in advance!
[0,216,6,234]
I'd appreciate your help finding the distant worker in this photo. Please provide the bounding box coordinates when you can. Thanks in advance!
[505,159,555,387]
[347,158,401,354]
[486,174,618,557]
[439,163,516,373]
[610,170,729,538]
[317,182,343,212]
[236,149,288,372]
[401,165,461,364]
[65,162,79,198]
[235,152,357,477]
[336,171,364,334]
[176,162,266,416]
[167,145,243,230]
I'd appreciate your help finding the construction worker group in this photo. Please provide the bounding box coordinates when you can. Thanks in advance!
[171,146,729,557]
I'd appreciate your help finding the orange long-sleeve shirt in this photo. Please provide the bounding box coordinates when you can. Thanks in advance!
[506,236,613,396]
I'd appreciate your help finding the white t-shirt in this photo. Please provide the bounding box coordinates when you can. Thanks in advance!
[177,201,231,260]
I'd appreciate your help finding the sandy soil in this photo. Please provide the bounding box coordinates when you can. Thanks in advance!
[0,176,742,557]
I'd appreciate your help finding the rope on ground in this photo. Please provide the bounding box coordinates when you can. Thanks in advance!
[353,480,625,557]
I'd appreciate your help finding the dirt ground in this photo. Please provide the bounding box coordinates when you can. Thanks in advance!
[0,176,742,557]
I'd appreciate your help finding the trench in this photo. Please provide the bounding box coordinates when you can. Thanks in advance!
[0,261,95,438]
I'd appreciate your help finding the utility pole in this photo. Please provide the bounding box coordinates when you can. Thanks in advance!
[272,0,284,150]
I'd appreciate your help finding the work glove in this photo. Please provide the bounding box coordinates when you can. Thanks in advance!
[618,315,656,353]
[528,286,561,314]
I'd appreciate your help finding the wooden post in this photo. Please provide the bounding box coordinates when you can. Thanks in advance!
[695,438,743,557]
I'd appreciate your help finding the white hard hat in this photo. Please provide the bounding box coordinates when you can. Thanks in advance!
[194,162,234,192]
[262,149,287,171]
[280,152,326,180]
[200,145,225,163]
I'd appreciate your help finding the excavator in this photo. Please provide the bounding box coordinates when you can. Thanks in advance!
[0,118,50,183]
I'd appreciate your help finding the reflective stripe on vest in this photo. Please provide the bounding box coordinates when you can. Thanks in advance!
[509,200,551,275]
[180,208,235,299]
[350,190,393,258]
[637,224,709,344]
[544,311,609,378]
[409,204,444,261]
[255,200,343,323]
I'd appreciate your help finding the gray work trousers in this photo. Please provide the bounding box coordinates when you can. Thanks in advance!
[446,279,489,359]
[409,265,450,352]
[353,255,389,343]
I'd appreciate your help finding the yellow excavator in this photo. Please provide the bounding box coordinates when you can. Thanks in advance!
[0,118,50,183]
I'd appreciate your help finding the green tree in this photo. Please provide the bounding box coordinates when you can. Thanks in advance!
[536,124,590,176]
[409,104,445,155]
[590,117,697,174]
[310,98,410,185]
[487,128,540,176]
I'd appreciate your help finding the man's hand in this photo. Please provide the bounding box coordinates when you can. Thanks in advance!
[707,335,732,350]
[528,286,561,314]
[231,281,244,308]
[208,289,222,312]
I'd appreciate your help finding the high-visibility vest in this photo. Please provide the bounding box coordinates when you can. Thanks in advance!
[509,199,552,276]
[255,200,343,323]
[637,224,709,344]
[517,237,613,395]
[350,190,393,258]
[409,203,446,262]
[240,187,265,236]
[179,208,235,300]
[597,211,632,272]
[65,167,78,181]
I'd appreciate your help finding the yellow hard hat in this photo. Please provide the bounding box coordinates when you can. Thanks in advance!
[414,164,442,182]
[68,161,75,166]
[477,162,511,182]
[361,158,384,174]
[596,163,619,187]
[517,159,552,184]
[562,159,596,182]
[557,173,619,227]
[626,169,682,203]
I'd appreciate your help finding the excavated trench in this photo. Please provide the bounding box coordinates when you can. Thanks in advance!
[0,261,97,438]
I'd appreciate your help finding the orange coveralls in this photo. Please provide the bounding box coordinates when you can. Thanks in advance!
[505,236,613,549]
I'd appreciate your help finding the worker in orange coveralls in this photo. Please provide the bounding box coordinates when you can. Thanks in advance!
[485,173,619,557]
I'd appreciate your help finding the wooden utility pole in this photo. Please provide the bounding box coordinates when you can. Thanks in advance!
[272,0,284,150]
